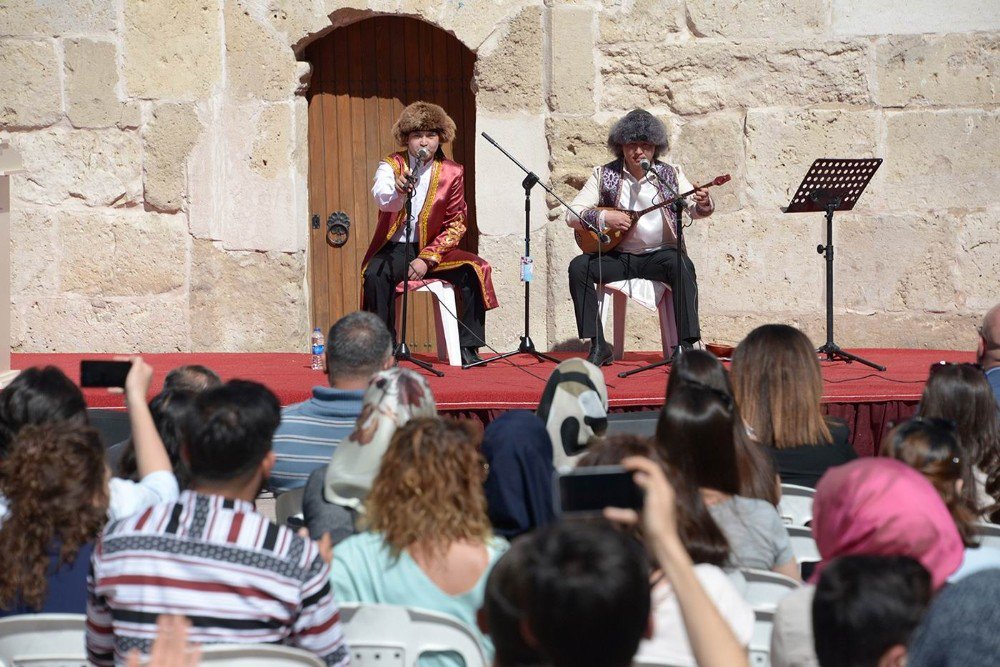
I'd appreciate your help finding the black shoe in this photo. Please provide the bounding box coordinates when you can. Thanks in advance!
[461,347,484,366]
[586,340,613,367]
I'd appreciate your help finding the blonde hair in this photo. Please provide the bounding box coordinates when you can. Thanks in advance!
[364,417,491,558]
[731,324,832,449]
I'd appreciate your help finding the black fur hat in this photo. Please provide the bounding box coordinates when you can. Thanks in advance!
[606,109,668,158]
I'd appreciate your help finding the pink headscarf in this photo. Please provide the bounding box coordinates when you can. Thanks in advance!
[811,457,963,590]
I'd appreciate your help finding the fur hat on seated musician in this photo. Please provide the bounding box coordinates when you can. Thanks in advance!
[391,100,457,148]
[606,108,669,159]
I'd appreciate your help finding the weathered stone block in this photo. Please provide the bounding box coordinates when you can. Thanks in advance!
[955,210,1000,312]
[3,128,142,207]
[875,34,998,108]
[882,110,999,211]
[546,115,615,203]
[478,233,550,351]
[226,0,299,102]
[545,219,586,348]
[0,39,61,128]
[599,0,684,44]
[745,109,879,211]
[1,0,116,37]
[832,0,1000,37]
[144,103,203,212]
[818,311,982,350]
[434,0,531,51]
[686,0,826,39]
[124,0,222,100]
[670,112,745,214]
[10,207,59,296]
[476,7,544,113]
[601,40,872,115]
[61,210,188,297]
[64,38,137,129]
[249,105,291,179]
[550,5,596,114]
[190,240,308,351]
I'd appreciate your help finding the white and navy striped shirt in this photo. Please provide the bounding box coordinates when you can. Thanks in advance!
[87,491,350,666]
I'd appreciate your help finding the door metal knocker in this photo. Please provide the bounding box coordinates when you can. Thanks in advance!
[326,212,350,248]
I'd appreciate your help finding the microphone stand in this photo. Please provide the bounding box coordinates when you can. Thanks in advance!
[394,154,444,377]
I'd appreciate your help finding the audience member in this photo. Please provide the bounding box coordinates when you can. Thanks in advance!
[271,311,393,493]
[578,434,754,666]
[303,367,436,542]
[918,361,1000,521]
[978,303,1000,409]
[0,424,108,615]
[116,389,197,490]
[812,555,931,667]
[87,380,349,666]
[770,458,964,667]
[667,349,780,504]
[883,418,1000,580]
[0,365,88,459]
[329,417,507,667]
[731,324,856,488]
[907,569,1000,666]
[536,358,608,468]
[657,384,799,578]
[478,535,545,667]
[482,410,556,539]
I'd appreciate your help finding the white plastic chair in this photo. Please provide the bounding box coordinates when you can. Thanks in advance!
[631,658,688,667]
[395,279,461,366]
[786,525,821,566]
[739,569,800,613]
[339,603,487,667]
[973,522,1000,550]
[275,487,305,526]
[0,614,86,667]
[749,608,774,667]
[596,279,678,360]
[198,644,324,666]
[778,484,815,526]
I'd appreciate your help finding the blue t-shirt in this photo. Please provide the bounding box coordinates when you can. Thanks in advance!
[0,541,93,616]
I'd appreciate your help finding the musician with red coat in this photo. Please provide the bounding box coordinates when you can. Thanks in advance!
[565,109,715,366]
[362,101,498,367]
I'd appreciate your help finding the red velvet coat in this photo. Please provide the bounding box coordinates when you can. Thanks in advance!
[361,152,498,310]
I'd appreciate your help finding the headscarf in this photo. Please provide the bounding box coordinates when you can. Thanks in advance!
[536,358,609,469]
[811,458,964,590]
[482,411,557,539]
[322,368,436,509]
[907,570,1000,665]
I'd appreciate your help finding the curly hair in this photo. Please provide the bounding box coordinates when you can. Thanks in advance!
[0,423,109,611]
[363,417,491,558]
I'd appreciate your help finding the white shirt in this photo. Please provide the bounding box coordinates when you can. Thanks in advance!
[372,155,434,244]
[107,470,180,521]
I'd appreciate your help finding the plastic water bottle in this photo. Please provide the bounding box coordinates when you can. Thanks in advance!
[311,327,325,370]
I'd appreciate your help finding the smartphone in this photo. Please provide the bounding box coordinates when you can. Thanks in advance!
[80,360,132,388]
[556,465,644,516]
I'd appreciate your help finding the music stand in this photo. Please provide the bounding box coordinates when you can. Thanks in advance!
[784,158,886,372]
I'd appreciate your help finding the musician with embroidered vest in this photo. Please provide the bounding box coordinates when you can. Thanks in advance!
[565,109,714,367]
[362,101,498,367]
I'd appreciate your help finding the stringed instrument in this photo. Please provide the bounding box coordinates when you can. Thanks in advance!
[573,174,731,253]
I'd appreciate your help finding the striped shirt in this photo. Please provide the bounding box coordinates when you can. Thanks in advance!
[87,491,350,666]
[270,386,365,493]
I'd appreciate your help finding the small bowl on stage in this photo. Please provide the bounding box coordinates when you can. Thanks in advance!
[704,342,735,360]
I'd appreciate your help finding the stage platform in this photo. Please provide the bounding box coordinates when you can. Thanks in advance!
[11,347,974,457]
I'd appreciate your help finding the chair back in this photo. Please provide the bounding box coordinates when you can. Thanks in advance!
[749,608,774,667]
[198,644,324,666]
[973,522,1000,550]
[739,569,800,612]
[631,657,688,667]
[786,525,821,565]
[339,603,487,667]
[777,484,815,526]
[0,614,86,667]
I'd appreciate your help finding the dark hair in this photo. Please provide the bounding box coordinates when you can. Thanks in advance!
[163,365,222,393]
[482,539,547,667]
[0,423,108,611]
[523,522,651,667]
[326,311,393,382]
[667,350,779,504]
[578,434,729,567]
[185,380,280,483]
[0,366,88,459]
[813,555,931,667]
[883,418,979,547]
[117,389,197,489]
[918,363,1000,520]
[657,384,741,495]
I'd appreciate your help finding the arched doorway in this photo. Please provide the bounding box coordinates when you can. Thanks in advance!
[305,16,478,352]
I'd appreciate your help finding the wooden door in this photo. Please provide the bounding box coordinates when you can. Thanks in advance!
[305,17,478,352]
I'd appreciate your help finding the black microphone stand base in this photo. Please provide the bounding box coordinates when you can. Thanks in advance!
[465,335,558,369]
[617,349,678,378]
[393,342,444,377]
[817,342,886,372]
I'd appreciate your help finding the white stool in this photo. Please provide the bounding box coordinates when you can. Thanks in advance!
[596,279,678,361]
[394,279,462,366]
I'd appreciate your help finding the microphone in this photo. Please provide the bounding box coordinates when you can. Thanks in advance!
[416,147,430,162]
[639,158,657,180]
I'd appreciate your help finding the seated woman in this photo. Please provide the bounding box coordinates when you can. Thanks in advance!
[330,417,508,666]
[0,423,108,615]
[918,361,1000,521]
[730,324,856,488]
[116,388,196,490]
[578,434,755,667]
[657,384,799,579]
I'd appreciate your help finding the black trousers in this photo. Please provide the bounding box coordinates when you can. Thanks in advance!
[567,247,700,343]
[362,242,486,348]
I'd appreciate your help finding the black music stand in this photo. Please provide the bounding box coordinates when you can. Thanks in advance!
[784,158,886,372]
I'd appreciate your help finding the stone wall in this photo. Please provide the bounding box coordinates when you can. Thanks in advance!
[2,0,997,353]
